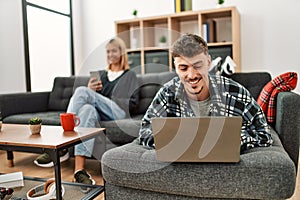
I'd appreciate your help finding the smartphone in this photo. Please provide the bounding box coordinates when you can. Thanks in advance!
[90,71,101,82]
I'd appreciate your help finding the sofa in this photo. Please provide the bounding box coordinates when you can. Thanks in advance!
[0,71,177,159]
[100,72,300,200]
[1,71,299,199]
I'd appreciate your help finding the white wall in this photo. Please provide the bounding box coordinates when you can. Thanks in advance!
[0,0,26,94]
[1,0,299,94]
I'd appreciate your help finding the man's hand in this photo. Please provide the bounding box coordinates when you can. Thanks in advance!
[88,77,102,91]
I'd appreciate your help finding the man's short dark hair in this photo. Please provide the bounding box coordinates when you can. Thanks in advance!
[171,34,208,58]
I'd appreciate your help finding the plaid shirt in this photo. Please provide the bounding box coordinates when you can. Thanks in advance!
[138,75,273,151]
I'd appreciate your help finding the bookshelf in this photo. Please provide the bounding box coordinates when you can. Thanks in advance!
[115,6,240,74]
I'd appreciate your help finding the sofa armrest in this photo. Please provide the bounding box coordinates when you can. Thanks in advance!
[0,92,50,119]
[275,91,300,171]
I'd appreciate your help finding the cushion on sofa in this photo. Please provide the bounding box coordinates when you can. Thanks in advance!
[104,183,202,200]
[100,117,143,145]
[3,111,62,125]
[101,129,296,199]
[133,71,177,115]
[48,77,77,111]
[0,92,50,119]
[257,72,298,124]
[230,72,271,100]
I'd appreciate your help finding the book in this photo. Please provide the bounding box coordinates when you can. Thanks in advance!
[206,19,217,43]
[184,0,192,11]
[0,172,24,188]
[180,0,185,11]
[175,0,192,12]
[174,0,181,13]
[202,23,208,42]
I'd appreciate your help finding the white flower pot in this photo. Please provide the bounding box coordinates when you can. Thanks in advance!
[158,42,167,48]
[30,124,41,134]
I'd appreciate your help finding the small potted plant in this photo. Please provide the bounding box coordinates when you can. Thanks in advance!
[217,0,225,7]
[158,35,167,47]
[132,9,138,18]
[29,117,42,134]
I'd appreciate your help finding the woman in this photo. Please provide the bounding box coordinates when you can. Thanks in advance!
[34,37,139,192]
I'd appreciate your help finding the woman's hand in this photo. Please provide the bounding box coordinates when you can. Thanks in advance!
[88,78,102,91]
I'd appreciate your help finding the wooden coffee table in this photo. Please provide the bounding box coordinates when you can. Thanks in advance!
[0,123,105,200]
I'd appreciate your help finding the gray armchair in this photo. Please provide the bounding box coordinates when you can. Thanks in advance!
[101,72,300,200]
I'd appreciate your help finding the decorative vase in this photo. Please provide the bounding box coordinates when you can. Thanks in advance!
[30,124,41,134]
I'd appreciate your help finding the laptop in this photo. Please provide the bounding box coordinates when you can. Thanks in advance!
[151,116,242,163]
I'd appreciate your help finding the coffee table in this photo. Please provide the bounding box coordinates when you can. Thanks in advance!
[0,124,106,200]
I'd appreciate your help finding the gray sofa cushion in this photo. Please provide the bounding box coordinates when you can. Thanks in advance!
[230,72,271,100]
[133,71,177,115]
[104,183,202,200]
[48,77,77,111]
[100,116,143,145]
[101,129,296,199]
[3,111,62,125]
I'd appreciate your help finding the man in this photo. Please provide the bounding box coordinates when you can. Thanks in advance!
[138,33,273,151]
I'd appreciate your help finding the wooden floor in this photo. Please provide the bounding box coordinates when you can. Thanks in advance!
[0,150,299,200]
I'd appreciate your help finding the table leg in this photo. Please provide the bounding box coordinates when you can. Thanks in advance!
[6,151,14,167]
[46,149,63,200]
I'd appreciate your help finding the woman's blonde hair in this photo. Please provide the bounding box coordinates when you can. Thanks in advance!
[106,37,130,70]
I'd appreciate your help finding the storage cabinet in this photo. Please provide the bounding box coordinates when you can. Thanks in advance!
[128,52,141,74]
[116,6,240,74]
[144,51,170,74]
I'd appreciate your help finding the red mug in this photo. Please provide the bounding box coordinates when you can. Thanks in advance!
[60,113,80,131]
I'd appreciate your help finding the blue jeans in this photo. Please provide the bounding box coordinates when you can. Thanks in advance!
[67,86,126,157]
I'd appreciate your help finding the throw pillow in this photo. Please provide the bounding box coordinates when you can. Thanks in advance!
[257,72,298,124]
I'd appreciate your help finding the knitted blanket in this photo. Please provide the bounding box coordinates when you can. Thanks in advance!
[257,72,298,124]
